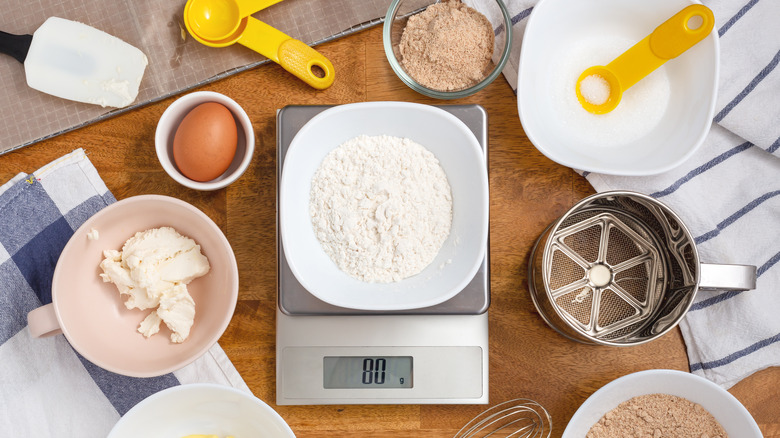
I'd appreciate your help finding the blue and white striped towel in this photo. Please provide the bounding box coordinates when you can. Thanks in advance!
[0,149,248,436]
[495,0,780,388]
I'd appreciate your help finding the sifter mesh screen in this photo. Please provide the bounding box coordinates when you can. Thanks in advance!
[600,320,645,341]
[549,250,585,290]
[562,225,601,263]
[597,289,639,328]
[555,287,592,325]
[614,263,651,303]
[606,226,642,265]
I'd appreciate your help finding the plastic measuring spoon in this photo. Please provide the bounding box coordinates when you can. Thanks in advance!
[184,0,335,90]
[186,0,282,41]
[576,4,714,114]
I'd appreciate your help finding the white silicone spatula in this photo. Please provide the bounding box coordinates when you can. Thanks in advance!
[0,17,148,108]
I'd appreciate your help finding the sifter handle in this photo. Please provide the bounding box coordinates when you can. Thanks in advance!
[698,263,757,291]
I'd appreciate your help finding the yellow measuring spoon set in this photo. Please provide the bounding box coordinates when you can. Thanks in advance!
[184,0,335,90]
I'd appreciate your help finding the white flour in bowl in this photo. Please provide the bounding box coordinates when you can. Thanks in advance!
[309,134,453,283]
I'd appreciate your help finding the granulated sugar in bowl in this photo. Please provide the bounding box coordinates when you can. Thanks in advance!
[517,0,719,175]
[279,102,489,311]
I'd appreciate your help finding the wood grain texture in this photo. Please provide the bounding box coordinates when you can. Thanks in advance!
[1,25,777,438]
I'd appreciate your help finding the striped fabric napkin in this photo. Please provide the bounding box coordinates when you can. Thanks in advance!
[0,149,248,436]
[495,0,780,388]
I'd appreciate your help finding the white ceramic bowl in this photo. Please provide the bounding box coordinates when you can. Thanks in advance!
[517,0,719,175]
[279,102,489,311]
[155,91,255,190]
[107,384,295,438]
[562,369,762,437]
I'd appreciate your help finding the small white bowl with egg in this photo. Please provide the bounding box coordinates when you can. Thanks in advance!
[107,383,295,438]
[517,0,719,175]
[562,369,762,437]
[279,102,489,311]
[156,91,255,190]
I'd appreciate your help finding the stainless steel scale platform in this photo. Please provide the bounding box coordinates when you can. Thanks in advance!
[275,104,490,405]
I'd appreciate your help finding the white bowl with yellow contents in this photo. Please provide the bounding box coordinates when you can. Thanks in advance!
[108,383,295,438]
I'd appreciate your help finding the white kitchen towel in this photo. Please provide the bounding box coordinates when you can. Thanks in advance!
[491,0,780,388]
[0,149,249,437]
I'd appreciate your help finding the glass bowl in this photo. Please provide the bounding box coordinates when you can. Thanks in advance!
[383,0,512,99]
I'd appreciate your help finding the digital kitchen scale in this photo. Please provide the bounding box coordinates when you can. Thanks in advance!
[275,105,490,405]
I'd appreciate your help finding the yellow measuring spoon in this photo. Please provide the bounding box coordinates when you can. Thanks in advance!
[576,4,714,115]
[185,0,282,41]
[184,0,335,90]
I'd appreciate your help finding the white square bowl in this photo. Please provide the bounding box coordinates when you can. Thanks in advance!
[279,102,489,311]
[517,0,719,175]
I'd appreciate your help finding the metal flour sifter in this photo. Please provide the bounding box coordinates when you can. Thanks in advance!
[528,191,756,346]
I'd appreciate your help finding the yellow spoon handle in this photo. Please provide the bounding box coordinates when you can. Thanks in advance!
[606,4,714,91]
[278,39,335,90]
[237,17,335,89]
[650,4,715,59]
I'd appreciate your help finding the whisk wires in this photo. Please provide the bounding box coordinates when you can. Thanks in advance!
[454,398,552,438]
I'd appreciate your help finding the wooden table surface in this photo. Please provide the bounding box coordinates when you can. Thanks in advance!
[1,25,778,437]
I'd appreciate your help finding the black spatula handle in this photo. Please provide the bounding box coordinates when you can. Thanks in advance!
[0,31,33,64]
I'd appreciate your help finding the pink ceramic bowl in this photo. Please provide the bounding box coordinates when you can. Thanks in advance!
[27,195,239,377]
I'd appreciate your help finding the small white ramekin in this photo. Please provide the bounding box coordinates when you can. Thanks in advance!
[155,91,254,191]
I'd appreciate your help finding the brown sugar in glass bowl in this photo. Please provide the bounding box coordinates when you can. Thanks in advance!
[399,1,494,91]
[383,0,513,99]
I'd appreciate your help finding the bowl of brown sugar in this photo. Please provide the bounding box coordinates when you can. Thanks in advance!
[383,0,512,99]
[563,370,762,438]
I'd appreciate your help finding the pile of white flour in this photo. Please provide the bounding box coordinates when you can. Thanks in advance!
[309,135,453,283]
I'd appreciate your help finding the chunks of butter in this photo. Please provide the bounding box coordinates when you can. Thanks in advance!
[99,227,210,343]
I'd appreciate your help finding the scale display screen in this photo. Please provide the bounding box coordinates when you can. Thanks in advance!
[323,356,413,389]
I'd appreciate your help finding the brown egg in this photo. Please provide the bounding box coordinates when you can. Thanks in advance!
[172,102,238,182]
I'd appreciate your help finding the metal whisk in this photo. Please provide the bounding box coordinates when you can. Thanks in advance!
[453,399,552,438]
